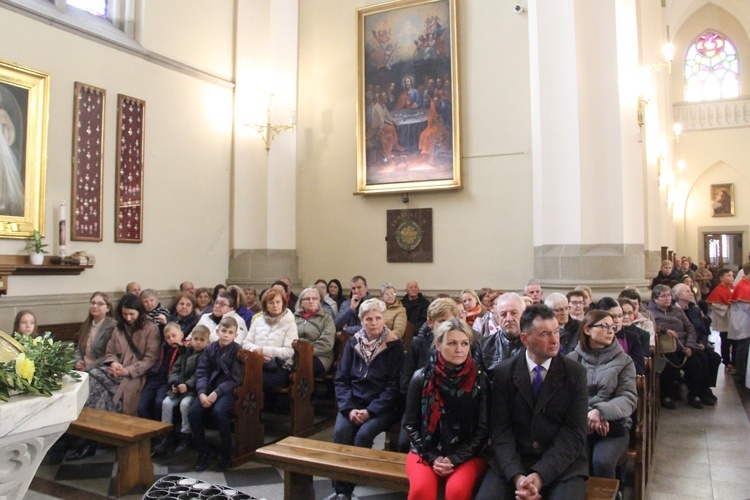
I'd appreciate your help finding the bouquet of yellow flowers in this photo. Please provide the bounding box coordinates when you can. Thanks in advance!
[0,332,80,402]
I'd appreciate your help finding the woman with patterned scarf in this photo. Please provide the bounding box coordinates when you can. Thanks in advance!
[403,318,489,500]
[328,298,403,500]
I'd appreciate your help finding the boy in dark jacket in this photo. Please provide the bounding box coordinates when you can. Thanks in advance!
[188,317,243,472]
[153,325,210,455]
[137,322,183,420]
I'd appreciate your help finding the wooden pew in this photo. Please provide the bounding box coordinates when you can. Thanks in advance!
[255,436,620,500]
[37,322,82,343]
[232,340,315,466]
[625,374,647,500]
[67,407,172,496]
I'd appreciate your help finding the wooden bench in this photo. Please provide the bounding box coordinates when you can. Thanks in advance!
[256,436,620,500]
[66,406,172,496]
[37,322,82,343]
[232,340,315,466]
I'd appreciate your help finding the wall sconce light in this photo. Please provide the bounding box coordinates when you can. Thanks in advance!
[644,43,675,74]
[245,94,297,154]
[668,122,683,142]
[637,95,648,129]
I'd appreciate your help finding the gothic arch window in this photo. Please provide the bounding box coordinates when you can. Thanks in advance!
[684,31,739,101]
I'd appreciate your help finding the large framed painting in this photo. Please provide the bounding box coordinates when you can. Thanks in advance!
[0,59,49,238]
[710,183,734,217]
[72,82,105,241]
[356,0,460,195]
[115,94,145,243]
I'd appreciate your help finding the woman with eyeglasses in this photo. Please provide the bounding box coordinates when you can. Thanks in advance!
[194,288,248,344]
[596,297,646,375]
[569,310,637,480]
[294,286,336,377]
[74,292,117,372]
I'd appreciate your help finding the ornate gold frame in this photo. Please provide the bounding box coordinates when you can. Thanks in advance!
[0,59,49,238]
[356,0,461,195]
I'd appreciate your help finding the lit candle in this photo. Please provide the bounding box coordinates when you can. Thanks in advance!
[58,202,67,258]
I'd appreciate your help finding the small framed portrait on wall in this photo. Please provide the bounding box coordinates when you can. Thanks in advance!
[710,183,734,217]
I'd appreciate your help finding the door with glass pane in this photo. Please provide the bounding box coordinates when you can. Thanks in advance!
[704,232,743,269]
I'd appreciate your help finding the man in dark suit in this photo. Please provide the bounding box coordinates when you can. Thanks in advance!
[476,304,588,500]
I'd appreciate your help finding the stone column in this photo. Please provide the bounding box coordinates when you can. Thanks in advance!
[528,0,649,294]
[229,0,300,290]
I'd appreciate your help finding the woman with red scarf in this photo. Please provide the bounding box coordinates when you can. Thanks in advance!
[403,318,489,500]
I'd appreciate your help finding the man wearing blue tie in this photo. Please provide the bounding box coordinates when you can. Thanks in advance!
[477,304,589,500]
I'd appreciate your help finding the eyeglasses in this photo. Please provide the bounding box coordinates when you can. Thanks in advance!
[300,297,319,302]
[90,301,107,307]
[592,323,615,331]
[569,300,584,306]
[214,301,230,307]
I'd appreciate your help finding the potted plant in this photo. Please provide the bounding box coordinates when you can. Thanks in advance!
[24,230,48,265]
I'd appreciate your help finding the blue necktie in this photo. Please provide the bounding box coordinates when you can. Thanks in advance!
[532,365,544,401]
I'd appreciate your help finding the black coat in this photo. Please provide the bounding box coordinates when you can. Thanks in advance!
[401,293,430,334]
[403,366,489,466]
[488,353,589,486]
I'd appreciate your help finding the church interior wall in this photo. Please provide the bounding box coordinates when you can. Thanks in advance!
[668,2,750,263]
[0,5,234,327]
[295,0,535,294]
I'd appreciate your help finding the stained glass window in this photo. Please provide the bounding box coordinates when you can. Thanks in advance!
[684,32,739,101]
[67,0,107,18]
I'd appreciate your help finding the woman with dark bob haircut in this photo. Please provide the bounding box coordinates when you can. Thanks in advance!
[568,309,637,479]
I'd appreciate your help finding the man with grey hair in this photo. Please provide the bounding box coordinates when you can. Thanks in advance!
[179,281,195,294]
[544,293,580,354]
[474,293,526,377]
[126,281,141,296]
[524,279,543,304]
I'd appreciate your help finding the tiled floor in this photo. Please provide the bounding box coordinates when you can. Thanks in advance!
[645,354,750,500]
[26,343,750,499]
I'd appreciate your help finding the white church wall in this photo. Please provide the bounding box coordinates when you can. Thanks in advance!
[0,6,233,326]
[295,0,535,293]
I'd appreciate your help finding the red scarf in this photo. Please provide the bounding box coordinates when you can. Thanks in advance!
[465,305,482,326]
[421,351,478,444]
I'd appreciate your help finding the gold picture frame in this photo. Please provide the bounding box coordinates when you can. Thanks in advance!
[0,59,49,238]
[710,183,734,217]
[356,0,461,195]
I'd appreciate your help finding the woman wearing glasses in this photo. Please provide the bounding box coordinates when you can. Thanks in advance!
[294,286,336,377]
[569,310,637,480]
[74,292,117,372]
[595,297,646,376]
[194,289,248,344]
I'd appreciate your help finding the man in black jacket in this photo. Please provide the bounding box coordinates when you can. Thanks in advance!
[476,305,588,500]
[401,280,430,334]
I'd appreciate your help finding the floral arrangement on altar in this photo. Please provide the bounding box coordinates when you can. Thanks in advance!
[0,332,80,402]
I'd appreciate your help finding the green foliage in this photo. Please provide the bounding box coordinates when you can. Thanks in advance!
[24,230,49,254]
[0,332,80,402]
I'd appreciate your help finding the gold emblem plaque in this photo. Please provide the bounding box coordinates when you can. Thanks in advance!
[387,208,433,263]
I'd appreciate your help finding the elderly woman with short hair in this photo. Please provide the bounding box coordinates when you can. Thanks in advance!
[329,298,404,500]
[648,284,712,409]
[381,282,407,339]
[294,286,336,377]
[195,289,248,344]
[168,291,200,335]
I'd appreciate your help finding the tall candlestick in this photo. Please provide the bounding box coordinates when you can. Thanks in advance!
[58,202,67,258]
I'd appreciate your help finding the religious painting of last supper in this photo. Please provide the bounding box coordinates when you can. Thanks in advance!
[356,0,461,194]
